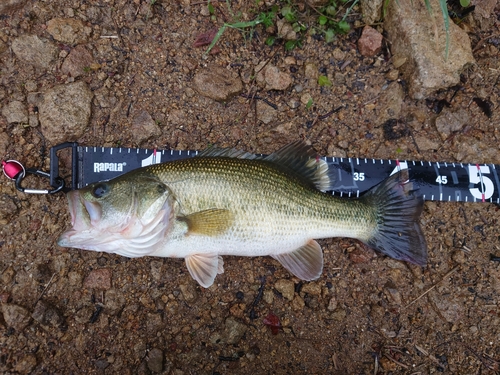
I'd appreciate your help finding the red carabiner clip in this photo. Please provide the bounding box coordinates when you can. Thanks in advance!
[2,160,65,194]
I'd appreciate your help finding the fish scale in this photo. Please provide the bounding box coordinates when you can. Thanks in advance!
[146,156,375,257]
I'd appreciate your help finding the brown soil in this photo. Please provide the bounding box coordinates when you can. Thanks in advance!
[1,1,500,374]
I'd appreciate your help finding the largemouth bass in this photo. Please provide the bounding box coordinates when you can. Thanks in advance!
[58,142,427,287]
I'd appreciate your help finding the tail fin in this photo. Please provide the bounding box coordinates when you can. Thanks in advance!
[361,170,427,266]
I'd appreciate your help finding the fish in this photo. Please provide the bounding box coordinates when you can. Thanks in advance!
[57,141,427,288]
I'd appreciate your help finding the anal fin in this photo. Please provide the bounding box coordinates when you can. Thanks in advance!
[271,240,323,281]
[185,253,224,288]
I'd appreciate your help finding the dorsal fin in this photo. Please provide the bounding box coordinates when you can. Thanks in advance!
[197,146,259,160]
[197,141,334,191]
[263,141,333,191]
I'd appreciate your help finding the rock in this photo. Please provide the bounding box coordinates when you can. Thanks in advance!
[222,317,247,345]
[28,114,39,128]
[179,283,197,302]
[13,353,37,374]
[332,48,346,61]
[1,303,31,331]
[384,0,475,99]
[383,280,402,306]
[276,18,297,41]
[263,290,274,304]
[264,65,292,91]
[360,0,384,24]
[414,136,439,151]
[61,45,94,78]
[2,100,28,124]
[27,92,44,107]
[348,247,373,264]
[300,282,322,296]
[39,81,93,144]
[95,359,110,370]
[131,110,161,144]
[358,26,383,57]
[68,271,83,287]
[451,250,466,264]
[474,0,496,20]
[304,62,318,81]
[193,66,243,102]
[428,291,464,323]
[0,292,10,303]
[435,108,469,140]
[300,92,313,106]
[274,279,295,301]
[329,308,347,321]
[46,18,91,45]
[327,297,337,311]
[11,35,58,70]
[379,356,397,371]
[147,348,164,372]
[0,0,28,13]
[32,300,65,330]
[1,266,16,285]
[292,295,305,310]
[385,69,399,81]
[104,289,126,315]
[150,260,163,282]
[256,100,277,124]
[377,82,404,125]
[83,268,112,290]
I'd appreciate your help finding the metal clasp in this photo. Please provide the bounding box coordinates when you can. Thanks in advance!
[2,142,78,195]
[17,168,65,194]
[2,160,65,194]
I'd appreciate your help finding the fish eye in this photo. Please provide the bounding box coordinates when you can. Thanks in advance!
[92,183,109,198]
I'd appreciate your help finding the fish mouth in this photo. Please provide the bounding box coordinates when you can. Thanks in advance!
[67,190,92,231]
[57,190,94,247]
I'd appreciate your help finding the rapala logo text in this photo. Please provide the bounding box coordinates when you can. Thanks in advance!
[94,162,126,173]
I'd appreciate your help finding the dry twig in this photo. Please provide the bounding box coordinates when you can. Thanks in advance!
[404,266,459,308]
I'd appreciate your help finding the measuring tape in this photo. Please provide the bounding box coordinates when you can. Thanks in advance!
[2,142,500,204]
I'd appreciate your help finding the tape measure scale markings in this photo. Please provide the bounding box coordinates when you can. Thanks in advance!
[2,142,499,204]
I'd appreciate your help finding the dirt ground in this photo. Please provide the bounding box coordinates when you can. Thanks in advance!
[1,1,500,374]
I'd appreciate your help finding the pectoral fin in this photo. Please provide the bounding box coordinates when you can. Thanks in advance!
[271,240,323,281]
[185,253,224,288]
[179,208,234,236]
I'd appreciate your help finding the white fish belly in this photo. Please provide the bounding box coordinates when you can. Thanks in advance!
[153,212,366,259]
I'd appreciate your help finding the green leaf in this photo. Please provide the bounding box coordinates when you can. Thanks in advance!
[285,40,297,50]
[459,0,470,7]
[337,20,350,34]
[282,6,296,22]
[265,36,275,46]
[292,22,304,33]
[318,15,327,25]
[325,5,337,16]
[207,3,215,15]
[325,29,335,43]
[318,75,332,87]
[258,12,273,27]
[306,98,313,110]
